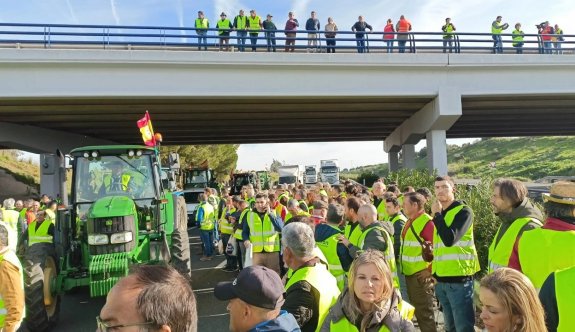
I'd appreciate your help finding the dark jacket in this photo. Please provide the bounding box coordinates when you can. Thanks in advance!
[263,20,277,31]
[387,213,407,261]
[539,272,559,332]
[432,200,473,247]
[351,21,373,38]
[315,224,353,271]
[282,259,322,332]
[249,310,301,332]
[319,289,415,332]
[348,221,394,258]
[305,18,320,31]
[492,197,543,247]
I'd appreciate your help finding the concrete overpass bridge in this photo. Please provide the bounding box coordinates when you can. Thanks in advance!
[1,27,575,196]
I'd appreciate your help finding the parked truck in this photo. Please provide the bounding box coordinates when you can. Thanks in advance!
[278,165,302,185]
[305,165,318,184]
[320,159,340,185]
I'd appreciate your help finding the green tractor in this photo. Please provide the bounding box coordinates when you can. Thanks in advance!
[23,145,191,331]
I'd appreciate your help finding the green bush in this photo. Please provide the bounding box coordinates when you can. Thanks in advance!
[356,171,380,187]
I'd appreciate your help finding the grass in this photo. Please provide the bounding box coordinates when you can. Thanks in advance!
[0,150,40,189]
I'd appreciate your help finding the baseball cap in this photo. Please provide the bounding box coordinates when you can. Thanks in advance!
[267,14,273,17]
[220,12,226,16]
[214,266,285,310]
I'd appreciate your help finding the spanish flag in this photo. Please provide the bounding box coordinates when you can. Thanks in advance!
[137,111,156,147]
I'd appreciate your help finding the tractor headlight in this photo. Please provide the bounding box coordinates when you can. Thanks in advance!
[110,231,133,244]
[88,234,109,245]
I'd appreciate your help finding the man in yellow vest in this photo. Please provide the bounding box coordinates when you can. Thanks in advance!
[491,15,509,54]
[384,197,409,302]
[219,196,238,272]
[194,10,209,51]
[242,193,284,274]
[512,23,525,54]
[510,181,575,290]
[100,161,133,195]
[196,193,215,261]
[282,222,340,332]
[431,176,480,332]
[233,9,248,52]
[343,197,362,247]
[372,181,388,221]
[315,203,353,290]
[1,199,20,251]
[285,199,310,224]
[401,192,437,332]
[231,197,250,270]
[488,178,543,273]
[442,17,456,53]
[0,222,24,332]
[247,9,262,52]
[216,12,233,51]
[540,265,575,332]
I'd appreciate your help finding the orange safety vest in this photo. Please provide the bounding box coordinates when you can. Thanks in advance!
[398,19,411,33]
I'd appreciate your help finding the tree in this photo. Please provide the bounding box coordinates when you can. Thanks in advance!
[161,145,239,183]
[269,159,283,173]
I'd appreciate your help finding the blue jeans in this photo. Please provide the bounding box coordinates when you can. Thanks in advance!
[398,38,407,53]
[443,38,453,53]
[492,34,502,53]
[265,32,276,52]
[200,229,214,257]
[543,41,552,54]
[197,32,207,50]
[236,31,247,52]
[356,37,366,53]
[435,280,475,332]
[249,33,258,51]
[386,40,393,53]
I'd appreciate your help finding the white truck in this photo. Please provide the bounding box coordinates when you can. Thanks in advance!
[320,159,340,185]
[278,165,302,185]
[304,165,318,184]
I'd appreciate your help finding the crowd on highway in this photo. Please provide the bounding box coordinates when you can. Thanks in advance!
[2,176,575,331]
[191,9,567,54]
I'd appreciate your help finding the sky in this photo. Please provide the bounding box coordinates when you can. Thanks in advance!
[2,0,573,169]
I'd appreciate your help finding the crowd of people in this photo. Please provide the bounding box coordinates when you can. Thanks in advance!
[2,176,575,331]
[192,9,567,54]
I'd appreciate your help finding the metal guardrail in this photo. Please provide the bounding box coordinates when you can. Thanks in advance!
[0,22,572,54]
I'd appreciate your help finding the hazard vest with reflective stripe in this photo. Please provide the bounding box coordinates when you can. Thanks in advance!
[328,299,414,332]
[488,217,542,273]
[285,264,340,332]
[555,266,575,332]
[248,16,261,33]
[400,213,432,276]
[198,202,215,231]
[234,209,250,240]
[216,19,231,35]
[0,249,24,330]
[512,29,524,46]
[195,18,208,29]
[316,225,346,290]
[443,23,455,39]
[358,225,399,289]
[344,222,362,247]
[387,213,407,244]
[103,174,131,192]
[432,204,480,277]
[219,207,235,235]
[235,15,247,30]
[247,212,280,252]
[28,221,53,246]
[375,199,388,221]
[492,21,504,34]
[518,228,575,290]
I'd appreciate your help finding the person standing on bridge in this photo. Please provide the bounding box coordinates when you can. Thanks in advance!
[0,222,25,332]
[553,24,564,55]
[351,16,373,53]
[305,11,321,53]
[234,10,248,52]
[512,23,525,54]
[442,17,456,53]
[492,16,509,54]
[263,14,278,52]
[195,11,209,51]
[324,17,338,53]
[396,15,412,53]
[217,12,233,52]
[487,178,543,273]
[247,10,263,52]
[284,11,299,52]
[383,18,395,53]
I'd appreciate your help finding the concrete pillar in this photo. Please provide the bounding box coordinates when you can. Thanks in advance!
[388,152,400,172]
[40,153,64,200]
[402,144,417,170]
[426,130,448,175]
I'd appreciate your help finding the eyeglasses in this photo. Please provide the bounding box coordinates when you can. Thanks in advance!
[96,316,155,331]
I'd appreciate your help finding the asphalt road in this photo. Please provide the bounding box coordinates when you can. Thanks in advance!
[52,227,232,331]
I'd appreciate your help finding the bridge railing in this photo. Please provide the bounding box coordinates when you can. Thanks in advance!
[0,22,572,54]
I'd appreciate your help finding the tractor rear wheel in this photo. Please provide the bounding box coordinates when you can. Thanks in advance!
[171,195,192,278]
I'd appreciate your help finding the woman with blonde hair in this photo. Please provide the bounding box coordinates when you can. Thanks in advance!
[479,267,547,332]
[320,250,414,332]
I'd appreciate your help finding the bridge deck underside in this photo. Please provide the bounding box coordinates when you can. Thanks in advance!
[0,94,574,145]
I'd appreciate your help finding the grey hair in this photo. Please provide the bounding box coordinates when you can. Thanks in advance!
[0,222,9,247]
[282,222,315,258]
[3,198,15,210]
[287,199,299,209]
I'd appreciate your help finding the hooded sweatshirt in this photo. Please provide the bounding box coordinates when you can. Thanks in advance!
[315,223,354,271]
[249,310,301,332]
[319,289,415,332]
[492,197,544,247]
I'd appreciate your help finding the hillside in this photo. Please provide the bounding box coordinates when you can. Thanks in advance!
[0,150,40,200]
[342,136,575,181]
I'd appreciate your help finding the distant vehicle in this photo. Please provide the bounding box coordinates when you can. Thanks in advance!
[320,159,340,185]
[182,166,217,190]
[230,171,269,195]
[182,188,203,225]
[305,165,318,184]
[278,165,302,185]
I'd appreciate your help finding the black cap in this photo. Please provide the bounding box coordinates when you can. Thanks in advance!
[214,266,285,309]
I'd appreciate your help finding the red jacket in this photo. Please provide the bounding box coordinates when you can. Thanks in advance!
[383,24,395,40]
[540,26,553,41]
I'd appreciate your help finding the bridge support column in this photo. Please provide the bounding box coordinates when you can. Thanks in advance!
[388,151,400,173]
[426,130,448,175]
[402,144,416,170]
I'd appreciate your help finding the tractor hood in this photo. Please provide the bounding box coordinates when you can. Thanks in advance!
[88,195,136,218]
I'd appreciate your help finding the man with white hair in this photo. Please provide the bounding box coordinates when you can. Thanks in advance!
[0,221,25,332]
[282,222,340,332]
[1,199,20,250]
[285,199,310,223]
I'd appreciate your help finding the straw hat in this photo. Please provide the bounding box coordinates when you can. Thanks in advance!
[542,181,575,205]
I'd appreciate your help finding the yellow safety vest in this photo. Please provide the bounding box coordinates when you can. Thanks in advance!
[235,15,247,30]
[487,217,541,273]
[195,18,208,29]
[432,204,480,277]
[492,21,504,34]
[1,210,19,240]
[285,210,310,223]
[247,212,280,253]
[518,228,575,290]
[285,264,340,332]
[512,29,524,46]
[216,19,231,35]
[316,225,346,290]
[400,213,432,276]
[319,189,328,197]
[0,249,24,330]
[443,23,455,38]
[247,16,261,33]
[376,199,388,221]
[103,173,131,192]
[387,213,407,244]
[357,226,399,289]
[219,207,235,235]
[233,209,250,240]
[328,299,414,331]
[28,221,53,246]
[555,266,575,332]
[344,222,362,247]
[198,202,215,231]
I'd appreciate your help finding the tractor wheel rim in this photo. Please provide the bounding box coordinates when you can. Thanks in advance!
[43,256,58,317]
